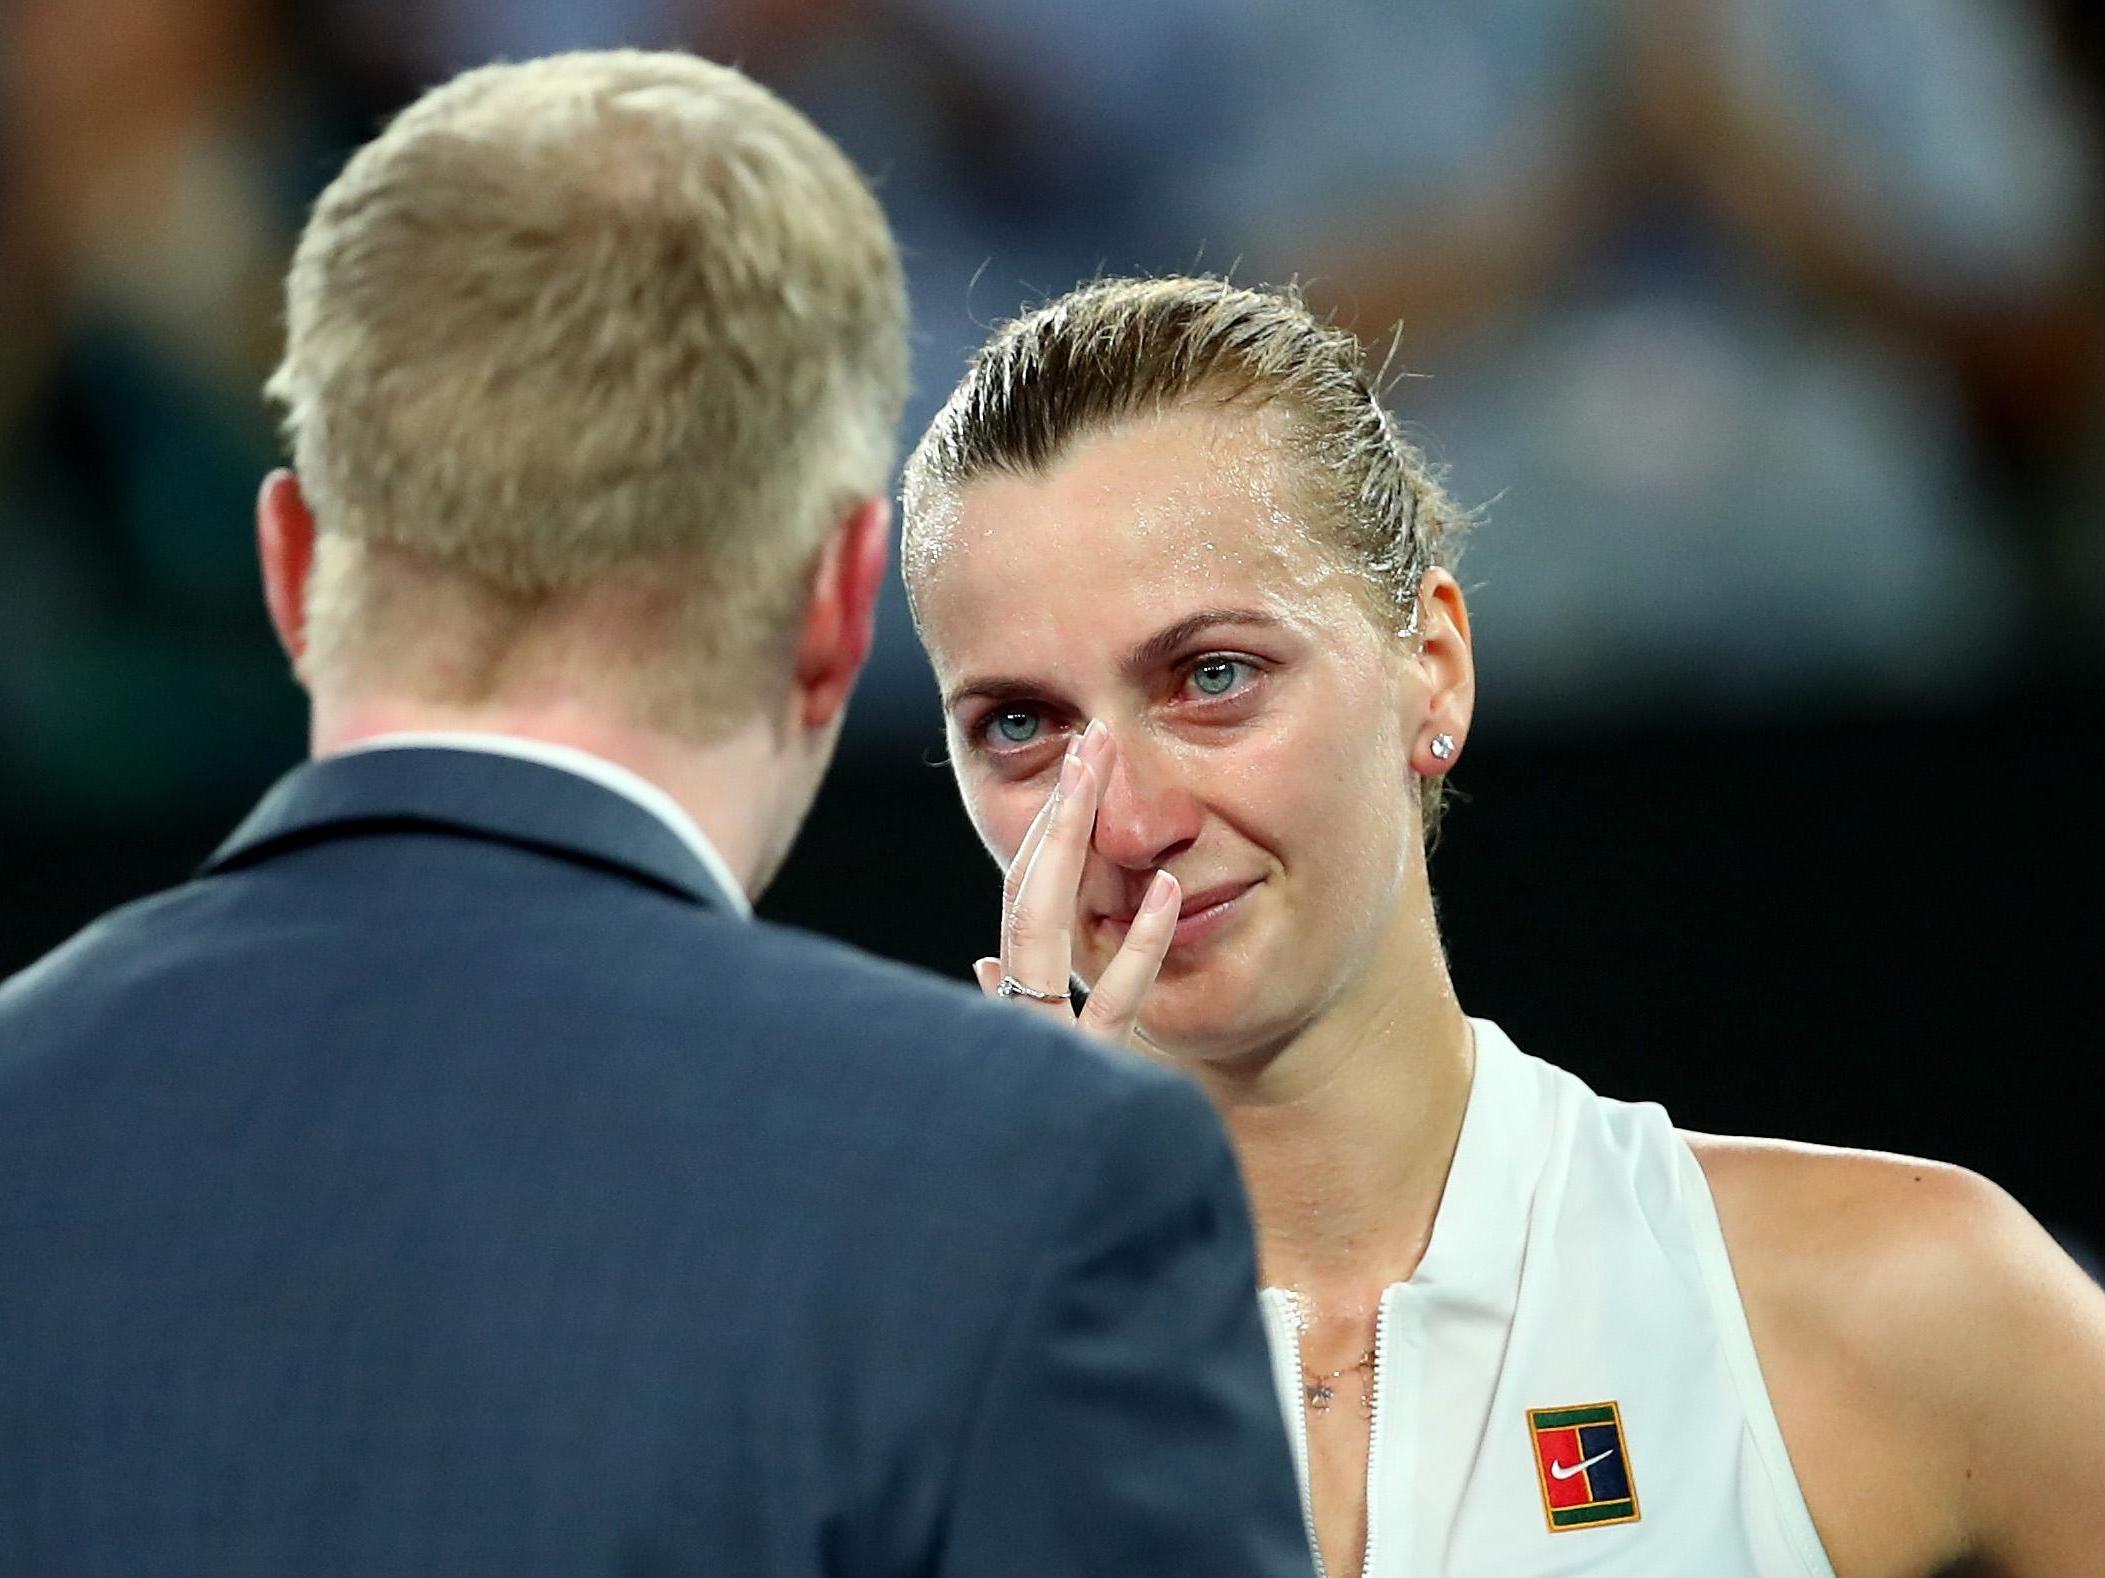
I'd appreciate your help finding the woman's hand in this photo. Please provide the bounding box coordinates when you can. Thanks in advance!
[972,720,1179,1046]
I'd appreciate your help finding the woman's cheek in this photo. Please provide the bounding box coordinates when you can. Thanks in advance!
[969,778,1050,870]
[1269,709,1405,890]
[959,781,1013,867]
[1236,711,1339,822]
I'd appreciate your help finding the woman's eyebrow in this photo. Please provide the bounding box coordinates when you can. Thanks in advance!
[941,675,1045,713]
[1124,609,1283,674]
[942,609,1282,714]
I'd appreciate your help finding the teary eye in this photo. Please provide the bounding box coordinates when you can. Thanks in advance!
[990,709,1040,746]
[1190,658,1247,697]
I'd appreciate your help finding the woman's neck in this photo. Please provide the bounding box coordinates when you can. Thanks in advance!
[1193,938,1475,1306]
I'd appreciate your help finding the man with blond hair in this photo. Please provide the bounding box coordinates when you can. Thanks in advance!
[0,53,1312,1578]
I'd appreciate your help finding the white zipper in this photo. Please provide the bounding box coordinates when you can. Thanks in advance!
[1274,1293,1329,1578]
[1358,1294,1394,1578]
[1272,1290,1394,1578]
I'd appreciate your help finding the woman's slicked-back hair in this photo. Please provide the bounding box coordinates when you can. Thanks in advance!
[903,274,1469,837]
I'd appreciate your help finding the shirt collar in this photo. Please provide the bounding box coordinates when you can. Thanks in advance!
[1257,1018,1548,1317]
[338,730,752,918]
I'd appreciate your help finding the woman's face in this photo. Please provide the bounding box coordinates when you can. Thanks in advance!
[912,402,1452,1060]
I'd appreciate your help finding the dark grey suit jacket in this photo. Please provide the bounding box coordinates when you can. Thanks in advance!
[0,747,1312,1578]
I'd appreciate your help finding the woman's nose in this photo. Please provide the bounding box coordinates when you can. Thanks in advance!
[1089,732,1203,871]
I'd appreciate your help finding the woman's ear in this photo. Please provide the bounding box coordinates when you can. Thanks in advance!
[1407,568,1474,776]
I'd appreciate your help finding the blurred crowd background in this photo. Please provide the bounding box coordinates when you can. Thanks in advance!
[3,0,2099,1256]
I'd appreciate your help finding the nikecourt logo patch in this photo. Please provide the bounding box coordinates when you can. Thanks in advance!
[1548,1446,1615,1481]
[1527,1401,1640,1531]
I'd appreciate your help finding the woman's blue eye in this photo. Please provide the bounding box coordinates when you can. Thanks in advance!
[1190,659,1244,697]
[990,710,1040,745]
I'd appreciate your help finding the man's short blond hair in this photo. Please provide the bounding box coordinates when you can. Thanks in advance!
[903,275,1467,838]
[267,50,908,731]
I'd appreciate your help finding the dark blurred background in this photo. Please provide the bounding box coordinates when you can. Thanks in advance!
[2,0,2098,1260]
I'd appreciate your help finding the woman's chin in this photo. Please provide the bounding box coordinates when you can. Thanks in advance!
[1132,995,1286,1067]
[1077,941,1302,1060]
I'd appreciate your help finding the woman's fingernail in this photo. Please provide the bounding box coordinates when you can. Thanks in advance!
[1058,752,1084,796]
[1081,718,1109,763]
[1142,870,1177,915]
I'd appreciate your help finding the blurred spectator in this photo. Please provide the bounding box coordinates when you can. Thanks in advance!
[1208,0,2103,722]
[0,0,347,820]
[323,0,690,82]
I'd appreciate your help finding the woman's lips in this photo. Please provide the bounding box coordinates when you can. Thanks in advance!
[1098,879,1261,952]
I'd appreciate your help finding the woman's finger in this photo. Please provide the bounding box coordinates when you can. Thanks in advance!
[1001,722,1109,1015]
[1000,756,1098,1018]
[1001,774,1064,921]
[1077,870,1178,1043]
[972,957,1002,997]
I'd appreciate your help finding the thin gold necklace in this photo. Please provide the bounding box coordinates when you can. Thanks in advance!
[1303,1348,1377,1416]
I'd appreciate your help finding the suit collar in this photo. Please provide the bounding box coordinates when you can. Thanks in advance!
[204,746,742,913]
[339,732,751,916]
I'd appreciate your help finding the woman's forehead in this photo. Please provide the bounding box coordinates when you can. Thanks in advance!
[915,406,1352,666]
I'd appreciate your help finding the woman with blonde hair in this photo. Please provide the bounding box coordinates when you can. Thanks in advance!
[899,275,2105,1578]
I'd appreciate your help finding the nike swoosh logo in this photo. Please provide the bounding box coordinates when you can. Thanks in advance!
[1549,1447,1615,1481]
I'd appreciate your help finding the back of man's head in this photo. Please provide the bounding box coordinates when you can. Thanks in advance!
[266,51,908,737]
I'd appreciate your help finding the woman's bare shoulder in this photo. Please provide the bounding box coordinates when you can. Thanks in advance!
[1683,1130,2105,1576]
[1682,1129,2048,1377]
[1683,1131,2002,1272]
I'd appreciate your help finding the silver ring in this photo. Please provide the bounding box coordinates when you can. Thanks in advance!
[997,975,1071,1004]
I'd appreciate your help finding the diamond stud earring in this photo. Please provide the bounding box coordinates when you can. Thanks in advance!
[1430,733,1456,761]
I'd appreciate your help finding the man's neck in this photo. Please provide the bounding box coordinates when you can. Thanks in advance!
[1193,916,1475,1313]
[313,697,788,902]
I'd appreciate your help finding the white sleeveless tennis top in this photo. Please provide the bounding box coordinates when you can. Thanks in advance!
[1257,1019,1837,1578]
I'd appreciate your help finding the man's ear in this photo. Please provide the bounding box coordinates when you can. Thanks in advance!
[257,469,317,673]
[1407,567,1476,776]
[793,496,892,732]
